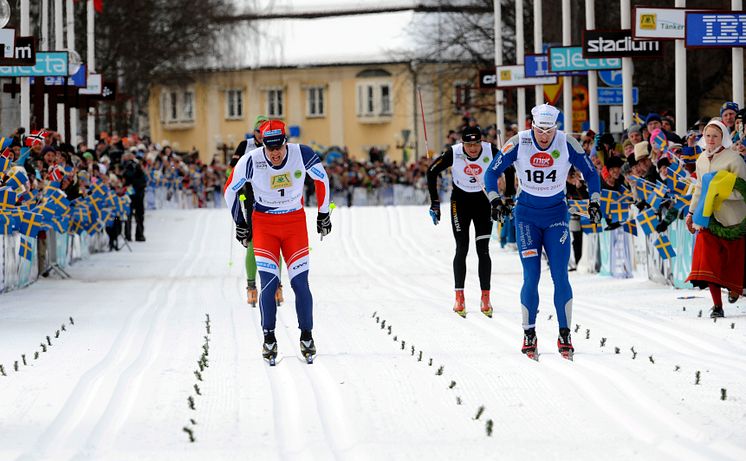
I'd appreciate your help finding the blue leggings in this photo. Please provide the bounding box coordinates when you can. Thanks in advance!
[514,204,573,330]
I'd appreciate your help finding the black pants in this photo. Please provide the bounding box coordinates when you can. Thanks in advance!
[125,192,145,240]
[450,188,492,290]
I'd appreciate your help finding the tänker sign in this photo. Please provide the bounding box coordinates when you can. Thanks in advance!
[582,29,663,59]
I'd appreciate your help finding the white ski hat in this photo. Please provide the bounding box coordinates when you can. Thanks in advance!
[531,104,560,130]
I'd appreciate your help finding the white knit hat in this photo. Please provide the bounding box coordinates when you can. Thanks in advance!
[531,104,560,130]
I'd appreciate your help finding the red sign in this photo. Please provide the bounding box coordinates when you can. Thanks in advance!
[530,152,554,168]
[464,164,483,176]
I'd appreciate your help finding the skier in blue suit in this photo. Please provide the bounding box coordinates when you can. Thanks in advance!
[484,104,602,360]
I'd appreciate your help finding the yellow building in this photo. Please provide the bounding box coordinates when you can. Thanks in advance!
[148,61,498,164]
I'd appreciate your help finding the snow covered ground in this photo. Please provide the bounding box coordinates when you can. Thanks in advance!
[0,207,744,461]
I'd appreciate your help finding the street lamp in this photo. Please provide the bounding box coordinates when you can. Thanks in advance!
[0,0,10,29]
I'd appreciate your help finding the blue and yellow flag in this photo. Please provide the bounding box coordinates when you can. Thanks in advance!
[6,169,28,190]
[19,236,33,261]
[599,189,621,215]
[622,219,638,236]
[50,215,70,234]
[606,200,630,223]
[0,186,16,208]
[18,210,47,237]
[679,146,700,164]
[654,234,676,260]
[646,190,665,209]
[692,170,737,228]
[636,207,660,235]
[580,217,602,234]
[0,211,13,234]
[568,199,589,217]
[666,172,692,196]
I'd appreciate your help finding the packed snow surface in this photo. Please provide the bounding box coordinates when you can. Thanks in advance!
[1,207,744,460]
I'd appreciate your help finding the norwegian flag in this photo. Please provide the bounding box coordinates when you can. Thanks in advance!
[74,0,103,13]
[48,166,65,184]
[24,129,49,147]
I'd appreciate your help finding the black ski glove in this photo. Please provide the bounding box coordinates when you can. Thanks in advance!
[429,201,441,225]
[490,198,513,223]
[236,223,251,248]
[605,222,622,231]
[588,201,602,225]
[317,212,332,237]
[634,199,650,211]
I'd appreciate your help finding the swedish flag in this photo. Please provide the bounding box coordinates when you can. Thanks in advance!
[654,234,676,260]
[0,186,16,208]
[666,173,692,196]
[667,156,686,178]
[679,146,700,164]
[0,154,11,174]
[599,189,620,215]
[580,217,602,234]
[50,215,70,234]
[622,219,638,236]
[6,169,28,190]
[636,207,660,235]
[0,212,13,234]
[568,199,589,217]
[653,180,669,197]
[18,210,46,237]
[646,190,665,209]
[607,200,630,223]
[44,187,71,213]
[19,236,33,261]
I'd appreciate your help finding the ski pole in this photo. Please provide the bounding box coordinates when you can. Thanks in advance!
[228,221,234,267]
[417,86,432,159]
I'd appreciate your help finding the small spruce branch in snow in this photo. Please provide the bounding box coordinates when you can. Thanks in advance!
[61,324,66,332]
[410,345,415,356]
[194,370,203,381]
[194,384,202,396]
[731,323,735,329]
[34,352,39,360]
[40,343,47,352]
[698,310,702,318]
[190,419,197,425]
[721,389,727,401]
[393,335,397,342]
[0,364,5,376]
[674,365,680,372]
[614,347,620,354]
[46,336,52,346]
[648,355,655,364]
[188,396,196,410]
[456,396,462,405]
[547,314,553,320]
[387,326,392,335]
[418,351,423,362]
[474,406,485,420]
[376,316,380,324]
[574,324,580,333]
[436,366,444,376]
[13,361,18,372]
[183,426,195,443]
[371,311,377,318]
[486,419,494,437]
[585,329,590,340]
[401,340,405,350]
[449,381,456,389]
[695,371,701,385]
[21,355,27,366]
[55,330,59,339]
[380,320,386,329]
[600,338,607,347]
[428,358,433,366]
[682,306,686,311]
[630,347,637,360]
[69,316,74,325]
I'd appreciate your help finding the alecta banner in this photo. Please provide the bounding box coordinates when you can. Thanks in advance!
[633,7,687,40]
[582,29,663,59]
[685,12,746,48]
[548,47,621,72]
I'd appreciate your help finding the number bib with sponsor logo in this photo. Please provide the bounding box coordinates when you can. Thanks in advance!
[249,143,306,212]
[513,130,571,197]
[451,141,493,193]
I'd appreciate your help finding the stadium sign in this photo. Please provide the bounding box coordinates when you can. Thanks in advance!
[582,30,663,59]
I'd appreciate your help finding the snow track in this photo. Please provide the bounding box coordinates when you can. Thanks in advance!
[0,207,744,460]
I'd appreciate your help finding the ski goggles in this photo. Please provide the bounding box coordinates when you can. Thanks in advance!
[532,124,557,135]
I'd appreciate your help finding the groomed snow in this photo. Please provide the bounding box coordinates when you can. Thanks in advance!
[0,207,744,460]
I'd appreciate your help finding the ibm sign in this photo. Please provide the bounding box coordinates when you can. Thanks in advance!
[685,12,746,47]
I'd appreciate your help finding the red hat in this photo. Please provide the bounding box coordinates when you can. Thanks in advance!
[259,120,287,148]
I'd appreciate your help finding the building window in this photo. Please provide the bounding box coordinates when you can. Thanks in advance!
[454,82,472,111]
[307,87,325,117]
[226,89,243,119]
[267,89,284,117]
[169,91,178,122]
[356,81,393,117]
[182,91,194,122]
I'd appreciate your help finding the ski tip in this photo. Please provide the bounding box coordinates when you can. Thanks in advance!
[560,351,574,361]
[454,311,467,318]
[482,311,493,318]
[266,358,277,366]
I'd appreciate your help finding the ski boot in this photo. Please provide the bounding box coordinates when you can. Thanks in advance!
[453,290,466,318]
[710,305,725,319]
[522,328,538,361]
[275,284,284,306]
[300,330,316,364]
[262,330,278,366]
[558,328,574,361]
[247,281,258,307]
[480,290,493,318]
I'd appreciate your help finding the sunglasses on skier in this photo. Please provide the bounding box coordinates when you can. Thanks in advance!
[532,124,557,135]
